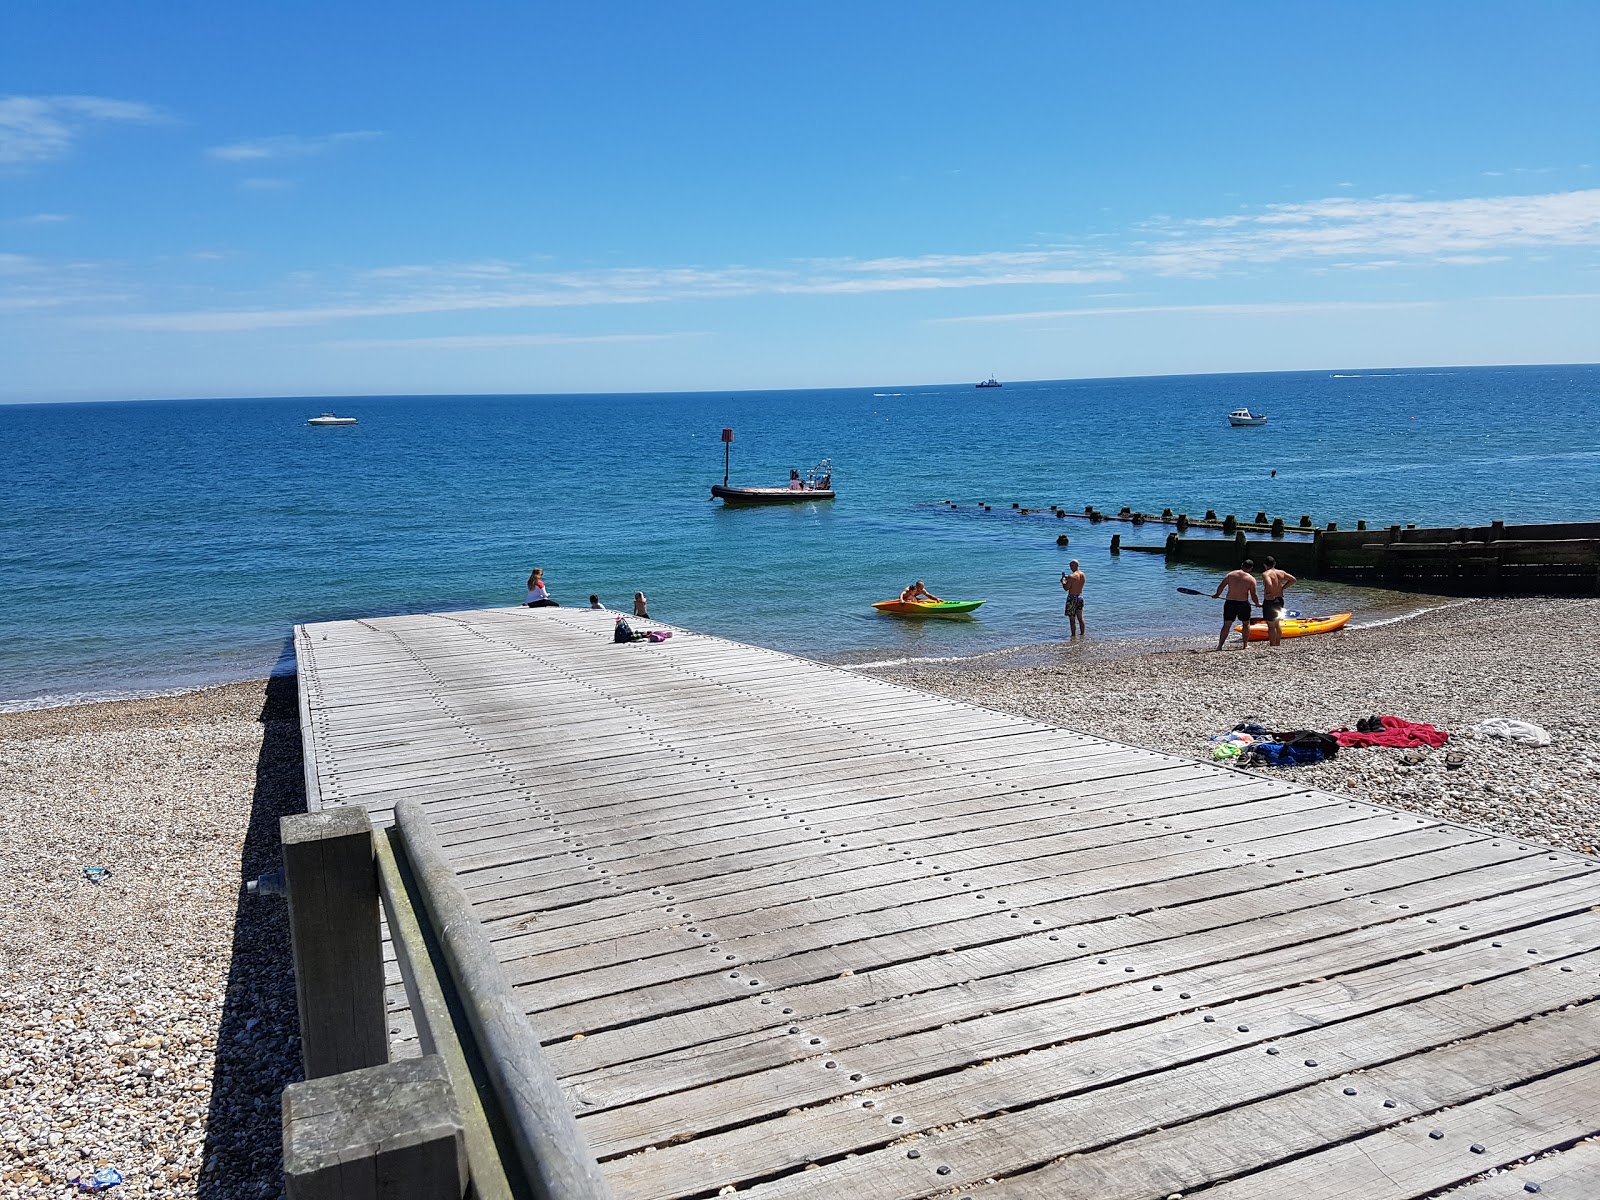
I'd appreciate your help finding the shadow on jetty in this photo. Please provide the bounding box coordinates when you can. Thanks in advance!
[198,672,304,1200]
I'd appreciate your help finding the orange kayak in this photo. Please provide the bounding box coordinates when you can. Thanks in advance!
[1236,612,1353,642]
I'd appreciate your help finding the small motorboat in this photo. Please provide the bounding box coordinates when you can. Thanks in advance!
[307,412,358,426]
[1236,611,1352,641]
[976,375,1003,389]
[1228,408,1267,426]
[712,480,835,504]
[712,427,834,504]
[872,599,985,617]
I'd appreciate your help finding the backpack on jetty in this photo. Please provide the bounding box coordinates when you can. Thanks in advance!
[614,618,647,643]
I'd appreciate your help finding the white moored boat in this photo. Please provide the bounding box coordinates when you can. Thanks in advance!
[307,413,358,426]
[1227,407,1267,426]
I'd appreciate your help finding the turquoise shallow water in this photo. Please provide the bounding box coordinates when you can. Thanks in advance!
[2,364,1597,709]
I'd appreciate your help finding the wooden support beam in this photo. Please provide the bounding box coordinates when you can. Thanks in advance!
[282,807,388,1079]
[283,1054,466,1200]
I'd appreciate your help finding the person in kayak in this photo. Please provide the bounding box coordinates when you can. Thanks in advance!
[900,580,941,603]
[1061,560,1086,638]
[1212,560,1260,651]
[1260,555,1298,647]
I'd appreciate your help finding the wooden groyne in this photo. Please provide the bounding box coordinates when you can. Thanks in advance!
[1160,520,1600,595]
[275,605,1600,1198]
[940,502,1600,595]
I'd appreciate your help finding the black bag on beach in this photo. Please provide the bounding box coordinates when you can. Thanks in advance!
[614,619,635,643]
[1275,730,1340,760]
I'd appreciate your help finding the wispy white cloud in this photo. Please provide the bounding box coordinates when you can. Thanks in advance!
[935,300,1441,324]
[327,331,706,350]
[207,131,381,162]
[1136,190,1600,277]
[0,95,167,165]
[9,212,71,225]
[51,187,1600,334]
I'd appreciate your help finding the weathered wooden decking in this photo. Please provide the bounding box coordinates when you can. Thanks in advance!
[295,605,1600,1200]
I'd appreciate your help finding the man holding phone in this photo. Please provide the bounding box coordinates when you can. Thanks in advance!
[1061,560,1086,638]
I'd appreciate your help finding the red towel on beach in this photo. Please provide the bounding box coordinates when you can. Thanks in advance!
[1333,716,1449,749]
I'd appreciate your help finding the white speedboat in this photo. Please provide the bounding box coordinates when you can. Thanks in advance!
[307,413,358,426]
[1227,408,1267,426]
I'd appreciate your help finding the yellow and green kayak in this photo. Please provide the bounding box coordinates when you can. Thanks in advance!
[872,599,985,617]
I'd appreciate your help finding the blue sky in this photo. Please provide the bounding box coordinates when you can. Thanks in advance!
[3,1,1598,401]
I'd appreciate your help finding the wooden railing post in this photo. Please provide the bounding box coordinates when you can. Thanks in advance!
[283,1054,466,1200]
[282,806,387,1079]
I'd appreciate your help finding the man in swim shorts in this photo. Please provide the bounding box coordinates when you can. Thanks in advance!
[1061,560,1086,638]
[1212,560,1261,651]
[1260,555,1298,647]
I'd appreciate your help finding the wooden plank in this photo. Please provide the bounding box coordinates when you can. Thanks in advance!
[602,942,1600,1199]
[999,1055,1600,1200]
[570,879,1600,1156]
[1438,1139,1600,1199]
[547,843,1572,1088]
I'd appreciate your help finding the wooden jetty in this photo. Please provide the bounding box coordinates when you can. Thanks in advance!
[280,605,1600,1199]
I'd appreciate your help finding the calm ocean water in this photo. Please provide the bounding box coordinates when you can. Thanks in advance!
[2,365,1596,709]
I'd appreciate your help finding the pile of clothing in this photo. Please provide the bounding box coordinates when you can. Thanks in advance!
[1211,714,1453,769]
[1211,723,1340,766]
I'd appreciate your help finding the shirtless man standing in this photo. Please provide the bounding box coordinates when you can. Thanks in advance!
[1061,560,1086,638]
[1212,559,1261,651]
[1260,555,1298,647]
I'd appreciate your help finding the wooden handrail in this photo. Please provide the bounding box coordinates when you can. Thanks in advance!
[375,831,518,1200]
[396,798,614,1200]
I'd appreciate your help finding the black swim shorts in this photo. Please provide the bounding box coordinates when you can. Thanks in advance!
[1261,597,1285,619]
[1222,599,1253,623]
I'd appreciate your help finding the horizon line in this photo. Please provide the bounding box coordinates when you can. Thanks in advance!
[3,358,1597,407]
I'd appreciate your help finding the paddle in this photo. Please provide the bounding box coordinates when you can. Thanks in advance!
[1179,586,1265,617]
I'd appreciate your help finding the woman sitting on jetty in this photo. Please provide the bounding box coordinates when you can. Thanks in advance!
[525,567,559,608]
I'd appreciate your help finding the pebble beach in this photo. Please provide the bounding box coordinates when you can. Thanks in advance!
[0,680,303,1200]
[868,596,1600,853]
[1,596,1596,1198]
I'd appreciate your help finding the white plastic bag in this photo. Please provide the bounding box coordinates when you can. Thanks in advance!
[1468,718,1552,747]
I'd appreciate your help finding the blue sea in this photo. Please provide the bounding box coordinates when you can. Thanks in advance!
[2,365,1597,710]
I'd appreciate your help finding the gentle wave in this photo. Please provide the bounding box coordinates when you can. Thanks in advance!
[841,651,998,670]
[1346,598,1473,631]
[1,683,214,714]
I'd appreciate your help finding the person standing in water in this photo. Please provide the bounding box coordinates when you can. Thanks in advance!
[633,591,650,618]
[1211,560,1260,651]
[1260,555,1297,647]
[1061,560,1086,638]
[525,567,559,608]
